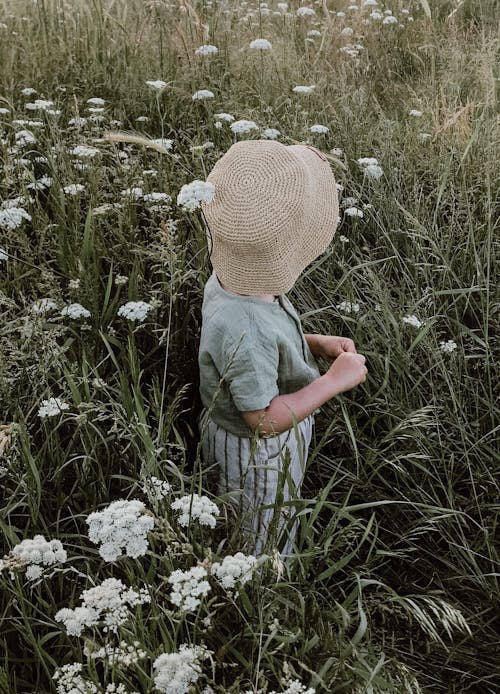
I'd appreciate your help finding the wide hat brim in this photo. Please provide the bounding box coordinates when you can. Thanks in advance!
[201,140,339,295]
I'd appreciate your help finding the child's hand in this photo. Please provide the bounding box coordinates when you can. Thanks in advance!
[326,352,367,393]
[314,335,357,363]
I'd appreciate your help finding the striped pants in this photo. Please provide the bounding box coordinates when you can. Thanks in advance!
[198,412,314,558]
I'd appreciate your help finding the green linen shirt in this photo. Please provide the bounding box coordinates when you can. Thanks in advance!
[198,270,321,437]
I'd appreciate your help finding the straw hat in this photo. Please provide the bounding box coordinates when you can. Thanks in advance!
[200,139,339,295]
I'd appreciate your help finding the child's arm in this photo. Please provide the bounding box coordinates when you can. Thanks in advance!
[304,334,357,360]
[241,351,367,436]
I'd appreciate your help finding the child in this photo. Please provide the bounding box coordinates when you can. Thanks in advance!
[197,140,367,558]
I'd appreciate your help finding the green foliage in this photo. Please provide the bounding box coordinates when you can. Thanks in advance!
[0,0,498,692]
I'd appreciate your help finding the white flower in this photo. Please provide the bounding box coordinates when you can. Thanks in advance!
[336,300,360,313]
[26,565,43,580]
[409,109,423,117]
[68,116,88,127]
[211,552,257,590]
[21,87,37,96]
[382,15,398,23]
[32,297,58,313]
[171,493,219,528]
[38,397,70,418]
[214,112,235,122]
[307,29,322,37]
[340,43,364,58]
[357,156,379,167]
[26,176,53,191]
[0,207,31,230]
[192,89,215,101]
[63,183,85,195]
[10,535,67,580]
[15,129,37,146]
[70,144,100,158]
[249,38,272,50]
[229,119,258,134]
[121,187,143,199]
[60,303,91,319]
[55,577,150,636]
[146,79,168,90]
[310,124,329,134]
[143,192,172,204]
[344,206,364,218]
[88,640,147,666]
[168,566,211,612]
[151,138,173,151]
[91,203,120,216]
[363,163,384,180]
[177,180,215,211]
[330,147,344,156]
[142,476,171,504]
[277,2,288,11]
[341,27,354,36]
[342,196,359,207]
[270,678,316,694]
[53,663,99,694]
[439,339,457,353]
[370,11,383,20]
[0,107,10,114]
[153,644,211,694]
[86,499,155,561]
[292,85,315,94]
[190,141,214,153]
[117,300,154,322]
[114,274,128,286]
[261,128,281,139]
[402,314,423,328]
[2,196,31,209]
[296,7,315,17]
[195,44,218,56]
[25,99,54,111]
[339,235,349,243]
[87,97,105,106]
[12,119,44,127]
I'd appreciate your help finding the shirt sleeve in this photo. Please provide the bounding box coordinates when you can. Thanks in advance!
[221,325,280,412]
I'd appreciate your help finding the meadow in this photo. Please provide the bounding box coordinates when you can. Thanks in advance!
[0,0,498,692]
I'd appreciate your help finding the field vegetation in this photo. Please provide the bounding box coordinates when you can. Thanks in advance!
[0,0,498,692]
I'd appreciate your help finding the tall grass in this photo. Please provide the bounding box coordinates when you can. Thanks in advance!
[0,0,498,692]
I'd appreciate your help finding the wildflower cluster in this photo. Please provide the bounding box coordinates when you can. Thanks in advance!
[55,577,150,636]
[176,180,215,211]
[85,640,147,667]
[211,552,258,590]
[357,156,384,180]
[86,499,155,561]
[60,302,91,319]
[171,493,219,529]
[117,300,154,322]
[38,397,70,418]
[1,535,67,580]
[153,644,211,694]
[142,476,172,504]
[168,565,211,612]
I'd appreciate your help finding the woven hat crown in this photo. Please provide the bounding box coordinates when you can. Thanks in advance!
[201,139,339,295]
